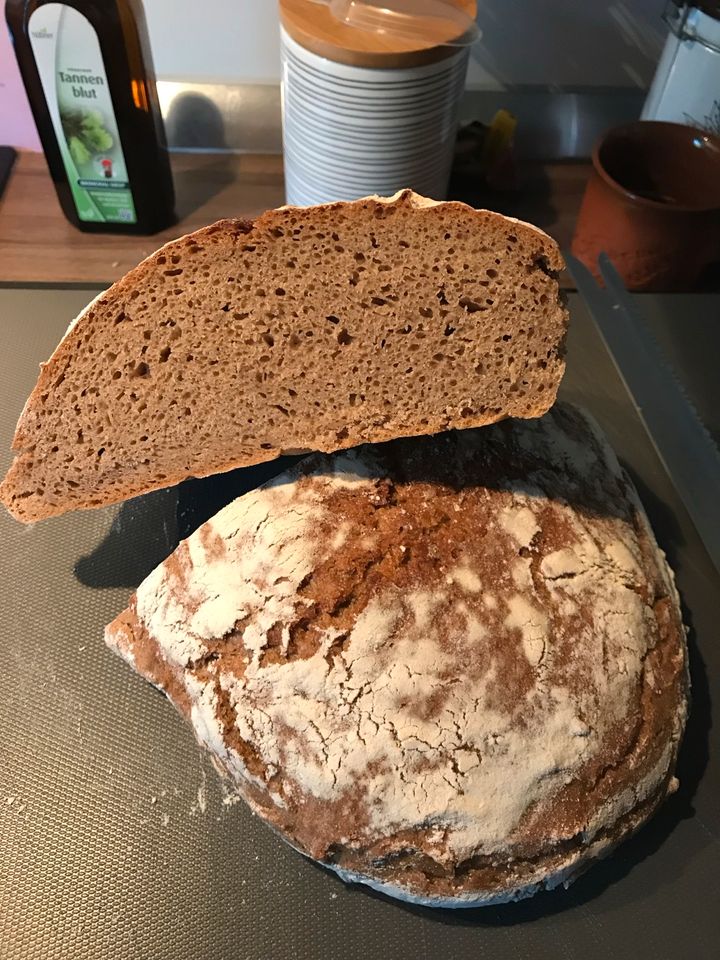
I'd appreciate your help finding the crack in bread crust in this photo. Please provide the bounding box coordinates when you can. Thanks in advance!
[105,405,688,906]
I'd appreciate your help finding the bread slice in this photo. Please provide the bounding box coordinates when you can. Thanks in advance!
[105,405,688,906]
[0,189,567,523]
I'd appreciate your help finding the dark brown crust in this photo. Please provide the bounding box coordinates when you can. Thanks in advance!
[105,406,688,905]
[1,190,567,522]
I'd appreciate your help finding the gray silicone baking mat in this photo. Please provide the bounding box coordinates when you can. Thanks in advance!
[1,287,718,960]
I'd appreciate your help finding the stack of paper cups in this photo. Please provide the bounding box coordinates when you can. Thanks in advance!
[281,27,470,206]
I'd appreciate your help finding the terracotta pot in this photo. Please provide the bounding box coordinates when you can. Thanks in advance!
[571,121,720,291]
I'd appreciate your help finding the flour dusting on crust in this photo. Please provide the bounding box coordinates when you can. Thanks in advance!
[106,404,688,906]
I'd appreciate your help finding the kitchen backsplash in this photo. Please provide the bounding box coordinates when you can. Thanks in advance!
[144,0,665,88]
[2,0,666,150]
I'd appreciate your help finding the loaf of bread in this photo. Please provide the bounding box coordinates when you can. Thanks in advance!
[105,404,687,907]
[0,190,567,523]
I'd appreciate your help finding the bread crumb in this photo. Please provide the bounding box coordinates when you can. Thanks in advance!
[2,192,567,525]
[222,789,242,807]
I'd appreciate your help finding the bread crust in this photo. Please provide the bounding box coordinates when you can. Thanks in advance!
[105,405,688,906]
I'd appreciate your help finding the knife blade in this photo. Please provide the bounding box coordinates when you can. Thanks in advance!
[566,252,720,575]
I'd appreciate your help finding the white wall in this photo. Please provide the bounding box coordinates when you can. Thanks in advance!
[3,0,666,151]
[144,0,667,89]
[144,0,282,85]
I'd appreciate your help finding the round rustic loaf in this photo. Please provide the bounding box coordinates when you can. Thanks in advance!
[106,404,688,907]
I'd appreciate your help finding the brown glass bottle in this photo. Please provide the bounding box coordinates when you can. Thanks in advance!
[6,0,175,233]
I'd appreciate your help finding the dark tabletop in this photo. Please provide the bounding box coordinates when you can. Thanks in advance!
[0,288,718,960]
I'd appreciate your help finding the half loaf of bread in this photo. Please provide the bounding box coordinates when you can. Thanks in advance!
[106,404,687,907]
[1,190,566,523]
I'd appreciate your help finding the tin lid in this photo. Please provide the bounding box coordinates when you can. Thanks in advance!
[279,0,478,68]
[667,2,720,24]
[665,0,720,47]
[694,2,720,19]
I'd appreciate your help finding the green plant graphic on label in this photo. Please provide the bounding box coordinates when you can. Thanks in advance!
[29,4,137,225]
[62,108,114,168]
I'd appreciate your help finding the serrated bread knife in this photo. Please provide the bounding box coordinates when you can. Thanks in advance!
[566,252,720,575]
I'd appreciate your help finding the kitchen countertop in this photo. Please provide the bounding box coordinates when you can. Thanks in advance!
[0,151,590,286]
[0,286,718,960]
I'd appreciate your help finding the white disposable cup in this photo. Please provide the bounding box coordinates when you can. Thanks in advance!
[281,27,469,205]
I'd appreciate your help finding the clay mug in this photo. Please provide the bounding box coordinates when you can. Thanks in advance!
[572,121,720,291]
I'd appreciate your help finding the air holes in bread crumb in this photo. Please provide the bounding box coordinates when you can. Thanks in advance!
[459,297,483,313]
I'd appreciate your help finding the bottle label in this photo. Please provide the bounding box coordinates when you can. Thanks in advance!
[29,3,138,224]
